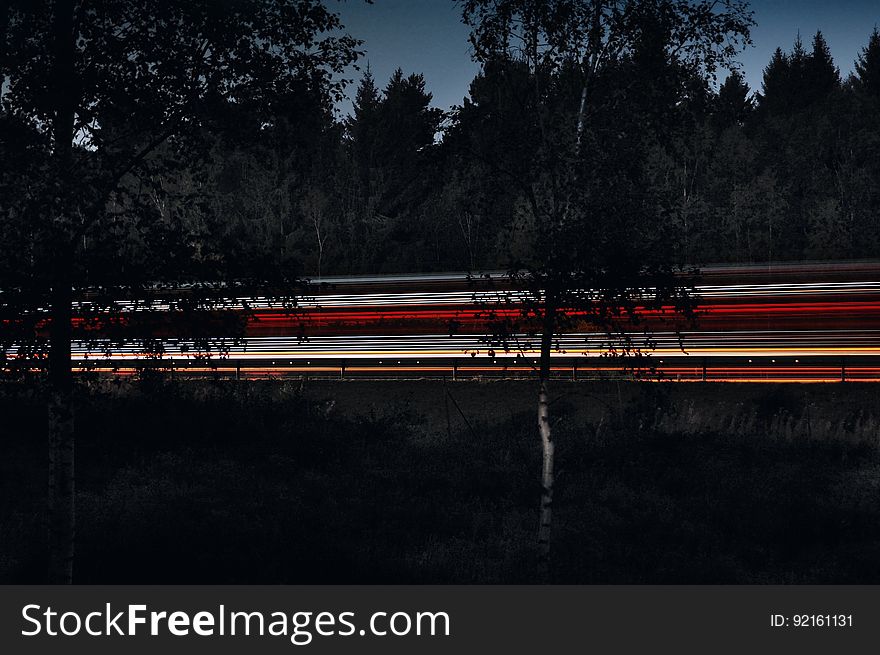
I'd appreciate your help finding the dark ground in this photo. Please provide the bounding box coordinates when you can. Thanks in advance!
[3,377,880,583]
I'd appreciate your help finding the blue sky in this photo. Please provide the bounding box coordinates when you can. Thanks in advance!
[334,0,880,117]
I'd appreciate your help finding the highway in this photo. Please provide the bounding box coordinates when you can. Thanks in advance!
[53,260,880,382]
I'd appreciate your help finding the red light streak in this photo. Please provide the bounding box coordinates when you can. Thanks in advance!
[10,270,880,382]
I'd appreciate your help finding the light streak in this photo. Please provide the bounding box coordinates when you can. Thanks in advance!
[9,263,880,382]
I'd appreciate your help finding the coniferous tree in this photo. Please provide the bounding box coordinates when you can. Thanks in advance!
[758,47,791,114]
[759,33,838,114]
[853,27,880,98]
[714,70,753,127]
[338,68,444,271]
[347,64,381,190]
[805,30,840,103]
[788,31,809,100]
[441,58,538,270]
[376,69,443,195]
[371,69,443,268]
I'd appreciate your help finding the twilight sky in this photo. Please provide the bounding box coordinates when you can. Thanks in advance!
[334,0,880,117]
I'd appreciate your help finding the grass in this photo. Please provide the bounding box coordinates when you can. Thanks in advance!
[2,378,880,583]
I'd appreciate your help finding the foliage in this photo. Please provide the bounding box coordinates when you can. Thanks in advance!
[0,0,361,368]
[5,5,880,289]
[449,0,752,371]
[1,0,359,279]
[853,27,880,98]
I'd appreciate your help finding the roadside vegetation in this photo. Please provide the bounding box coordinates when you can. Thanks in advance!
[3,379,879,584]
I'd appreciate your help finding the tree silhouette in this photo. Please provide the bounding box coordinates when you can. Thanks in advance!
[759,32,839,115]
[0,0,360,582]
[758,47,791,114]
[805,31,840,104]
[853,27,880,99]
[458,0,752,579]
[342,67,444,270]
[347,64,382,190]
[715,70,753,127]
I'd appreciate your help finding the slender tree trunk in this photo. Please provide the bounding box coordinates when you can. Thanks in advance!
[536,291,557,581]
[47,0,77,584]
[575,84,588,146]
[47,277,75,583]
[536,378,554,578]
[575,3,602,150]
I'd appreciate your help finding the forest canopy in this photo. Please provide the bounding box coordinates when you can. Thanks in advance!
[2,5,879,284]
[200,23,880,276]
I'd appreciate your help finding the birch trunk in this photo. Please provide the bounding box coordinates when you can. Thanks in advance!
[536,378,554,579]
[536,292,556,581]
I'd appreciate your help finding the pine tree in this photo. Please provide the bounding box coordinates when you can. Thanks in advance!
[758,32,839,114]
[715,70,753,126]
[787,32,810,108]
[378,69,441,160]
[805,30,840,103]
[374,69,443,217]
[758,47,790,114]
[347,64,381,188]
[342,68,443,270]
[853,27,880,98]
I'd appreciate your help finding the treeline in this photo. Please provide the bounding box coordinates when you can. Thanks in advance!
[684,30,880,264]
[196,28,880,277]
[4,21,879,282]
